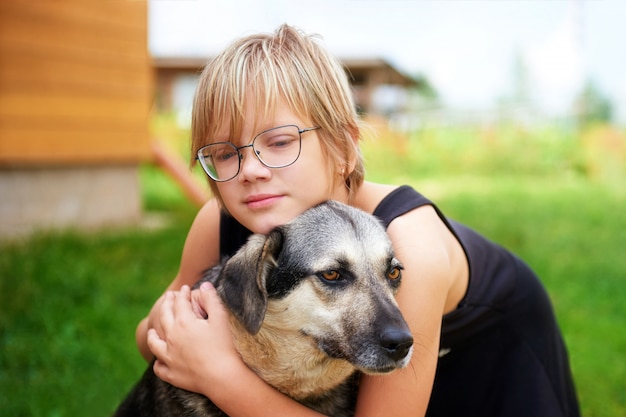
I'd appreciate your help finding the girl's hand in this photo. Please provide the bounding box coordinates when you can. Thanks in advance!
[147,282,240,395]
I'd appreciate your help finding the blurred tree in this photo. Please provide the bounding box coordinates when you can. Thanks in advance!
[413,73,439,101]
[573,79,613,126]
[496,48,536,126]
[408,73,440,114]
[386,73,439,132]
[510,48,531,106]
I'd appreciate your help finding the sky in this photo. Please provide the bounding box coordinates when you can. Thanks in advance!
[149,0,626,123]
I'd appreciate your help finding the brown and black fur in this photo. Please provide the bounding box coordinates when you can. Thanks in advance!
[114,201,413,417]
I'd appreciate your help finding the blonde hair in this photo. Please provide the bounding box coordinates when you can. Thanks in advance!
[191,24,364,207]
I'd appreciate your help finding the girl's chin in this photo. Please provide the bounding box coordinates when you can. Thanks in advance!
[248,214,296,234]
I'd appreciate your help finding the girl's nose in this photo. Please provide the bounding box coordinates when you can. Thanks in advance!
[237,146,271,182]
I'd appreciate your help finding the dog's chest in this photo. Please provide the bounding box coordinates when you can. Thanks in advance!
[231,318,355,400]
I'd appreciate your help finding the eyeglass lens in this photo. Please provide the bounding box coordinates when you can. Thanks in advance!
[198,125,303,181]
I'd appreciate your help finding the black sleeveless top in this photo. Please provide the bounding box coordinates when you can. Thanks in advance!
[219,185,580,417]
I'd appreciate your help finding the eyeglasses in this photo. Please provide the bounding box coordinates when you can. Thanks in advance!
[196,124,320,182]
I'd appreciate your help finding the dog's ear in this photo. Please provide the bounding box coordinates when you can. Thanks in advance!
[216,229,284,334]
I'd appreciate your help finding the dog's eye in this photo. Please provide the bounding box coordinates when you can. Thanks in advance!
[387,267,401,281]
[320,270,340,281]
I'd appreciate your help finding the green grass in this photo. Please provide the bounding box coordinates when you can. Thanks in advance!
[1,120,624,416]
[429,176,626,417]
[0,164,199,416]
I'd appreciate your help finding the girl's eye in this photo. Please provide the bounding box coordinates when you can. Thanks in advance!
[388,267,401,281]
[321,271,340,281]
[214,150,237,162]
[267,135,297,148]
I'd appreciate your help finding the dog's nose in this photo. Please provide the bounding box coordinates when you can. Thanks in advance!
[380,329,414,362]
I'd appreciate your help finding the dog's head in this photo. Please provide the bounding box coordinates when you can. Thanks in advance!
[210,200,413,374]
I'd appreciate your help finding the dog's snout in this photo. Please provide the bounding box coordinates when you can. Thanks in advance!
[380,328,414,362]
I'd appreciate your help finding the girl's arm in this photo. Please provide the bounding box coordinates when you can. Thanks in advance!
[148,204,462,417]
[354,204,463,416]
[135,199,223,361]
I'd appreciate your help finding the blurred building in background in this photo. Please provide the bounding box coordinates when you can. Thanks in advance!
[152,56,419,127]
[0,1,152,238]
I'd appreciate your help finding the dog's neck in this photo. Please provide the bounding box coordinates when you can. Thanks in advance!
[229,314,356,400]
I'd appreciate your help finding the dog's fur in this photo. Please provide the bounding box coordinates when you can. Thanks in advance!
[114,201,413,417]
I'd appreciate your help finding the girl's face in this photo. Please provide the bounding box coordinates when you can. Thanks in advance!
[215,99,347,234]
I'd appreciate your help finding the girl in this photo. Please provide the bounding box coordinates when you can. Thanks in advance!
[137,24,580,417]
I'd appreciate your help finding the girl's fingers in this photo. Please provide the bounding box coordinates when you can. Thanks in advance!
[157,291,176,332]
[152,355,171,381]
[191,285,209,319]
[178,284,191,300]
[147,327,167,362]
[172,285,197,321]
[197,281,224,319]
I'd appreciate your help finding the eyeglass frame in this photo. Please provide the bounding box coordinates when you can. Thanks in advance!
[196,124,320,182]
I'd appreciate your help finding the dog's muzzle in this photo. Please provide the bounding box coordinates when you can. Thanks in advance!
[380,327,414,363]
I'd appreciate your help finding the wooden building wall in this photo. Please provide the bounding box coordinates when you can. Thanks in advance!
[0,1,152,165]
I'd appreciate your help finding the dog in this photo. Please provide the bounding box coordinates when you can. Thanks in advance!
[114,201,413,417]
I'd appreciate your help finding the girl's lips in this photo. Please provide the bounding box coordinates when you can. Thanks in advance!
[244,194,283,209]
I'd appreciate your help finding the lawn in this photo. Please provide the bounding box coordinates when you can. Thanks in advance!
[1,120,624,416]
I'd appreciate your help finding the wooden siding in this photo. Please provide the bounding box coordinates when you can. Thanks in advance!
[0,1,152,165]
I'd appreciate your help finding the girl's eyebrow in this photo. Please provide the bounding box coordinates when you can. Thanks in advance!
[218,121,301,145]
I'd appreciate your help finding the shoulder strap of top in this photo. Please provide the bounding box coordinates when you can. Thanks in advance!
[373,185,434,228]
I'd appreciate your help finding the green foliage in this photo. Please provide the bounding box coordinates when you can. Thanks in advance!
[363,121,625,188]
[1,120,624,416]
[0,222,193,417]
[573,79,614,126]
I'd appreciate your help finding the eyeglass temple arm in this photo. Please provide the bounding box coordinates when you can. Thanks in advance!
[299,126,320,133]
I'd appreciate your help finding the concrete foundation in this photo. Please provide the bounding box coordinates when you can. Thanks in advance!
[0,165,142,239]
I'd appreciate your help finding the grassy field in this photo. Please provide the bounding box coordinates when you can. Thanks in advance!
[1,119,624,416]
